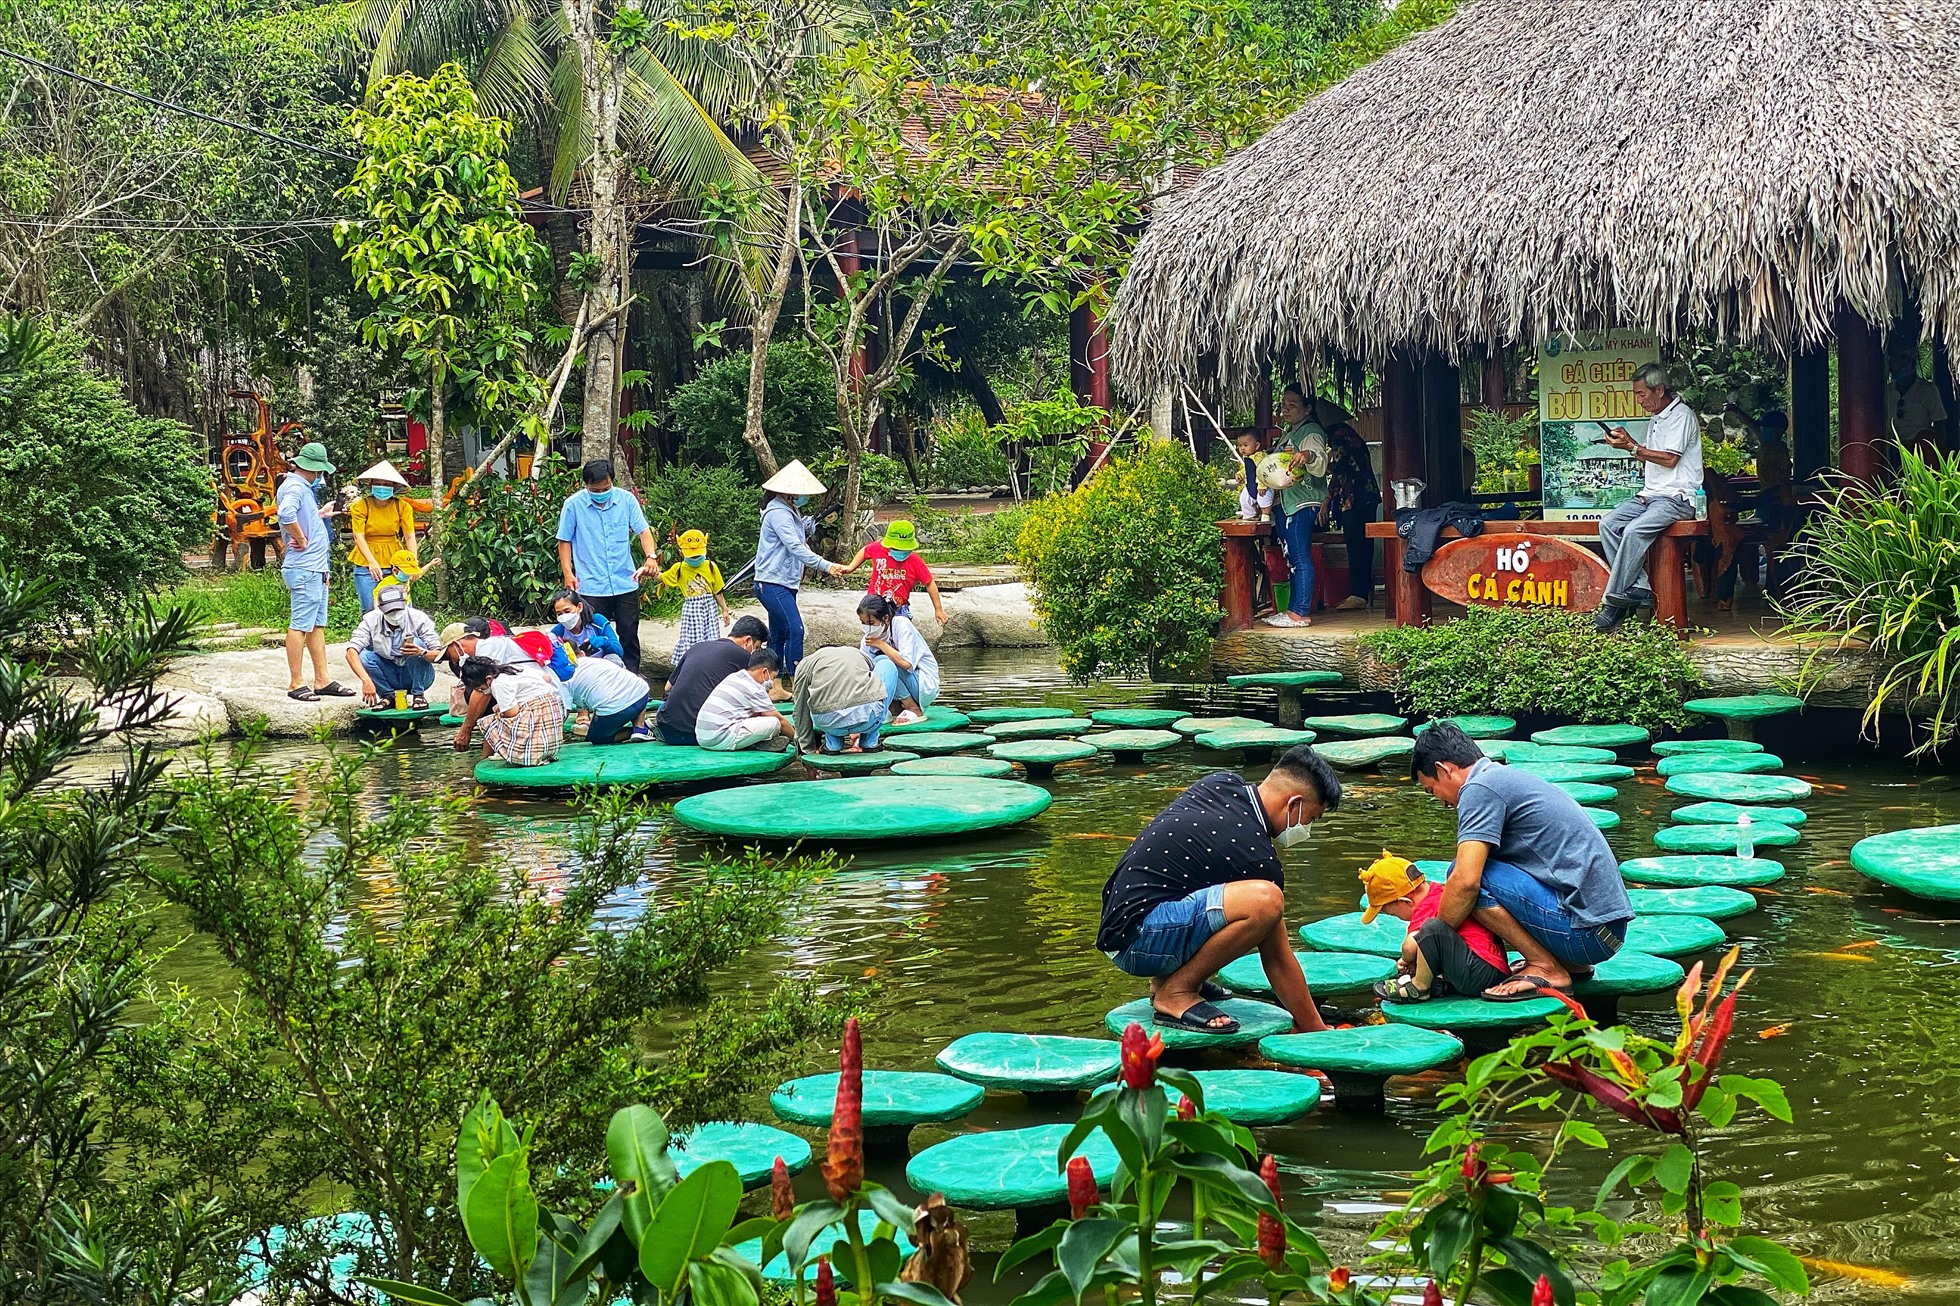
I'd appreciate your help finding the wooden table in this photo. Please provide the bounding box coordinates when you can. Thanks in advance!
[1364,518,1711,635]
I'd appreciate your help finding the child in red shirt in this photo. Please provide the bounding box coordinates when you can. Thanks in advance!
[1357,852,1510,1002]
[846,520,947,624]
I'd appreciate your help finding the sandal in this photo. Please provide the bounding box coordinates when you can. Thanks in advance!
[1153,999,1241,1034]
[1373,975,1433,1002]
[287,687,320,702]
[315,681,356,697]
[1199,980,1236,1002]
[411,694,429,709]
[1482,974,1571,1003]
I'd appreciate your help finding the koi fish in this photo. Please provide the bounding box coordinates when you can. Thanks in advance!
[1067,832,1135,843]
[1756,1023,1795,1039]
[1835,939,1882,950]
[1796,1257,1909,1290]
[1795,951,1876,963]
[1803,887,1851,897]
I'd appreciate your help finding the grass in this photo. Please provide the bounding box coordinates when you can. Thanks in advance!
[171,567,443,643]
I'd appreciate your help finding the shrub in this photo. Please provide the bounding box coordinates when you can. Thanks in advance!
[1359,605,1705,731]
[667,342,837,473]
[440,459,584,620]
[0,317,214,620]
[637,462,763,564]
[814,449,913,505]
[923,409,1010,490]
[1015,439,1233,680]
[905,495,1032,565]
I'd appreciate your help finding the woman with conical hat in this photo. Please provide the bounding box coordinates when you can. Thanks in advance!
[347,459,427,613]
[753,460,846,682]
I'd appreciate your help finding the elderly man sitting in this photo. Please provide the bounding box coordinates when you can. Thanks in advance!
[345,583,443,708]
[1595,363,1703,631]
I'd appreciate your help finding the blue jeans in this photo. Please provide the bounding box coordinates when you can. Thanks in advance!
[1473,860,1627,967]
[1108,884,1226,977]
[359,650,435,696]
[1278,505,1319,616]
[755,582,804,678]
[587,692,650,745]
[353,566,380,613]
[283,568,329,631]
[813,700,884,751]
[870,655,934,713]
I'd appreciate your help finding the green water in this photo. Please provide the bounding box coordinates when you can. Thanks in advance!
[156,649,1960,1301]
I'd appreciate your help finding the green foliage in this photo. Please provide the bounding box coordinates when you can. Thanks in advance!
[924,411,1012,491]
[1466,409,1540,493]
[1777,448,1960,753]
[639,463,765,564]
[667,343,839,473]
[277,297,413,475]
[1360,606,1706,732]
[0,317,213,619]
[815,451,914,505]
[906,497,1034,565]
[1016,440,1234,680]
[441,461,585,620]
[1667,338,1786,422]
[1703,437,1751,478]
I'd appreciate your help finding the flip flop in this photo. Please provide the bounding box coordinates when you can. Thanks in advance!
[287,687,320,702]
[1482,974,1571,1003]
[1153,1000,1241,1034]
[1199,980,1236,1002]
[315,681,356,697]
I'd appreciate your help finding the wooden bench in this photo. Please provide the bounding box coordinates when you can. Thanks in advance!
[1363,518,1712,635]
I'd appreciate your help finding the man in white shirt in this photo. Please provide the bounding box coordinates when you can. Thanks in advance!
[695,649,793,751]
[1594,364,1702,632]
[1886,349,1947,455]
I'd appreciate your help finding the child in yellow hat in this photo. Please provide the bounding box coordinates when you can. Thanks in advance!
[661,528,729,665]
[1357,851,1511,1002]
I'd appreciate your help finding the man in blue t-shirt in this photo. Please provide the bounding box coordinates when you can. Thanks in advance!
[1096,746,1343,1036]
[276,442,355,702]
[1410,723,1633,1000]
[556,459,662,672]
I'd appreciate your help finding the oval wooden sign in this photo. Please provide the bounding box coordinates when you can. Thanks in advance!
[1421,533,1610,612]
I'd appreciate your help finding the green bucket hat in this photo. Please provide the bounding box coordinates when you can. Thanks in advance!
[293,442,337,474]
[881,520,919,551]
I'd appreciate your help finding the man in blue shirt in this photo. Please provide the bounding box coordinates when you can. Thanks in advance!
[276,442,354,702]
[556,459,662,672]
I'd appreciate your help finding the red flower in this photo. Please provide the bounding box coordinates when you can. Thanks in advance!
[821,1018,864,1202]
[1532,1273,1554,1306]
[1257,1155,1284,1267]
[1067,1155,1097,1219]
[1328,1265,1351,1293]
[813,1257,836,1306]
[1422,1281,1443,1306]
[771,1155,794,1220]
[1175,1095,1197,1121]
[1119,1022,1164,1089]
[1460,1143,1484,1186]
[1543,1062,1685,1135]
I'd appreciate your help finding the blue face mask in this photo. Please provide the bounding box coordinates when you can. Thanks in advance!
[370,485,395,501]
[794,496,811,510]
[887,549,912,562]
[589,488,613,507]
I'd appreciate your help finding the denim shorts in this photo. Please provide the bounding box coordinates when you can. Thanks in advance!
[1474,860,1626,966]
[1108,884,1226,978]
[283,568,329,632]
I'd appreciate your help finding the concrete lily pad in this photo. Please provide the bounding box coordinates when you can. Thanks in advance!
[1316,736,1416,770]
[1172,715,1271,737]
[934,1033,1119,1092]
[1619,855,1786,888]
[1653,822,1801,853]
[1092,1069,1322,1125]
[1192,727,1319,758]
[1089,708,1188,729]
[966,706,1074,725]
[1670,801,1807,828]
[1298,911,1407,957]
[1479,740,1542,762]
[1529,724,1650,748]
[1851,824,1960,901]
[1571,950,1684,998]
[1382,994,1565,1031]
[988,739,1098,778]
[1625,886,1760,920]
[986,717,1092,740]
[799,749,919,774]
[1503,743,1619,764]
[674,776,1051,841]
[771,1070,984,1127]
[1556,781,1620,805]
[476,741,795,790]
[1226,670,1346,689]
[893,731,997,755]
[890,756,1015,778]
[1081,729,1182,762]
[1300,712,1408,737]
[1585,807,1621,831]
[671,1121,810,1187]
[1623,914,1727,958]
[1655,752,1784,777]
[882,706,972,735]
[1413,715,1518,738]
[1684,694,1805,721]
[1260,1024,1463,1076]
[1216,948,1399,996]
[905,1123,1119,1210]
[1665,773,1812,803]
[1103,998,1292,1050]
[1651,738,1765,757]
[1509,760,1636,784]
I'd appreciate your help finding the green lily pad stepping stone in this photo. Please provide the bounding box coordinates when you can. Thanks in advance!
[1258,1025,1463,1110]
[1671,801,1807,828]
[1665,772,1812,803]
[1172,715,1270,737]
[1382,994,1565,1034]
[1316,736,1416,770]
[1656,752,1784,778]
[1412,715,1518,739]
[1090,708,1187,729]
[988,738,1098,779]
[356,699,450,723]
[1652,738,1765,757]
[1529,723,1650,748]
[890,756,1014,778]
[893,731,997,756]
[986,716,1091,740]
[799,749,920,774]
[1092,1068,1322,1126]
[1226,670,1346,689]
[1103,998,1291,1050]
[1623,914,1727,958]
[881,705,972,735]
[1506,743,1619,764]
[1653,822,1800,853]
[966,706,1074,725]
[905,1123,1119,1218]
[476,741,795,791]
[1684,694,1804,721]
[1851,824,1960,901]
[734,1210,914,1286]
[1081,729,1182,763]
[1620,855,1786,888]
[1193,726,1319,762]
[1478,739,1540,762]
[439,711,468,727]
[1298,911,1407,957]
[1585,807,1621,831]
[1217,949,1398,996]
[1301,712,1408,737]
[1570,950,1686,1022]
[1556,781,1620,805]
[671,1121,810,1188]
[1509,760,1636,784]
[934,1033,1119,1094]
[771,1070,983,1152]
[673,776,1051,841]
[1626,886,1760,920]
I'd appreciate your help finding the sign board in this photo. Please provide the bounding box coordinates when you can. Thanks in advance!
[1421,534,1611,612]
[1538,330,1661,522]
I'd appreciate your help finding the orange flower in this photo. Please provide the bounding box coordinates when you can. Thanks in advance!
[1119,1021,1163,1089]
[771,1155,795,1220]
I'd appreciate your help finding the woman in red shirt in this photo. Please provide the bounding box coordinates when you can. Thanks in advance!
[845,520,947,624]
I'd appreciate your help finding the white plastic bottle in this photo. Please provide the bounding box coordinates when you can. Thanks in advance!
[1736,811,1755,860]
[1692,485,1709,521]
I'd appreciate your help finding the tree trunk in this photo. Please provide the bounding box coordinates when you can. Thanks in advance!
[566,0,630,483]
[428,364,451,606]
[739,183,801,479]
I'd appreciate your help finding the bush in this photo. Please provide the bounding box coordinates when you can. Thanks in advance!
[905,495,1032,565]
[1015,440,1234,680]
[667,342,837,473]
[814,449,913,505]
[440,459,584,620]
[1359,606,1705,732]
[637,462,763,565]
[923,410,1010,490]
[0,317,214,620]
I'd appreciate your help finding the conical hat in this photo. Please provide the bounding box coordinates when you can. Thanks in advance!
[357,460,410,487]
[760,459,827,496]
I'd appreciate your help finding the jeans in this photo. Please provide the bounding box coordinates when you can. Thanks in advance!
[353,566,380,613]
[587,692,650,745]
[1599,494,1695,606]
[1338,506,1375,600]
[1107,884,1226,977]
[870,655,934,713]
[813,700,883,751]
[586,590,643,672]
[283,568,329,631]
[1278,504,1319,615]
[755,581,805,678]
[1414,916,1509,997]
[1473,860,1628,967]
[359,650,435,696]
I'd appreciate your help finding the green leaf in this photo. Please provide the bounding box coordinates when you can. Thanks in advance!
[995,1221,1067,1280]
[1424,1205,1473,1278]
[1162,1153,1275,1212]
[1596,1155,1649,1209]
[1701,1181,1743,1228]
[640,1160,744,1296]
[690,1254,761,1306]
[783,1199,846,1270]
[866,1185,918,1231]
[1653,1144,1695,1197]
[1492,1236,1573,1306]
[607,1105,679,1246]
[457,1092,517,1214]
[1057,1218,1128,1300]
[1705,1288,1780,1306]
[1645,1265,1716,1306]
[880,1282,961,1306]
[1478,1266,1539,1306]
[1560,1121,1608,1150]
[1008,1269,1078,1306]
[350,1278,470,1306]
[1724,1237,1809,1293]
[527,1221,595,1306]
[461,1150,540,1282]
[1157,1067,1206,1115]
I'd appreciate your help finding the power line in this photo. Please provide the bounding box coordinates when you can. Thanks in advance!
[0,44,357,162]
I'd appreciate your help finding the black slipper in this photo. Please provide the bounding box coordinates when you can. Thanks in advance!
[287,687,320,702]
[315,681,356,697]
[1199,980,1235,1002]
[1482,975,1570,1003]
[1153,1000,1240,1034]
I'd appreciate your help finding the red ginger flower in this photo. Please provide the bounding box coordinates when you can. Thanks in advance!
[1119,1022,1163,1089]
[1328,1265,1351,1293]
[813,1258,836,1306]
[821,1018,863,1202]
[1422,1281,1443,1306]
[1257,1155,1285,1267]
[1067,1155,1097,1219]
[1175,1095,1197,1121]
[1532,1273,1554,1306]
[771,1155,794,1220]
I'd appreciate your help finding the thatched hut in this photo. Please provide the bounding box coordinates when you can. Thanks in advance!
[1112,0,1960,491]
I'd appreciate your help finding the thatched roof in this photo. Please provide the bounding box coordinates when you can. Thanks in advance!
[1113,0,1960,401]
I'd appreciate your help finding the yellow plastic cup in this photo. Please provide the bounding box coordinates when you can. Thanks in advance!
[393,690,409,711]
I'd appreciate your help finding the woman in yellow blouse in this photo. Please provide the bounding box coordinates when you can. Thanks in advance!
[347,461,429,612]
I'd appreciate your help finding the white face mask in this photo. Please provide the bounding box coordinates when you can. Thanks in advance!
[560,611,581,631]
[1274,802,1314,849]
[861,622,885,639]
[383,608,407,627]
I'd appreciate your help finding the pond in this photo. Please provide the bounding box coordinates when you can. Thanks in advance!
[151,648,1960,1302]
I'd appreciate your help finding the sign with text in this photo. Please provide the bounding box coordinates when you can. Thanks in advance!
[1538,330,1661,523]
[1421,534,1610,612]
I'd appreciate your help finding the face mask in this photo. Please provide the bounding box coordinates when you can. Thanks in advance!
[1274,802,1314,849]
[383,608,407,627]
[1893,370,1917,388]
[886,549,912,562]
[370,485,395,501]
[589,489,613,507]
[684,552,706,564]
[861,622,885,639]
[559,611,581,631]
[794,496,811,510]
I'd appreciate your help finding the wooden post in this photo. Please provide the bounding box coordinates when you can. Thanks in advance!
[1480,348,1507,409]
[1380,349,1429,626]
[1421,353,1464,502]
[1836,308,1886,482]
[1650,534,1689,635]
[1789,344,1831,482]
[1217,520,1264,632]
[1069,297,1111,410]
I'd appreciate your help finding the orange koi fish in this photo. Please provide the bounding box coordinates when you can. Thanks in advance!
[1796,1257,1909,1289]
[1803,887,1851,897]
[1756,1023,1795,1039]
[1835,939,1882,950]
[1795,951,1876,963]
